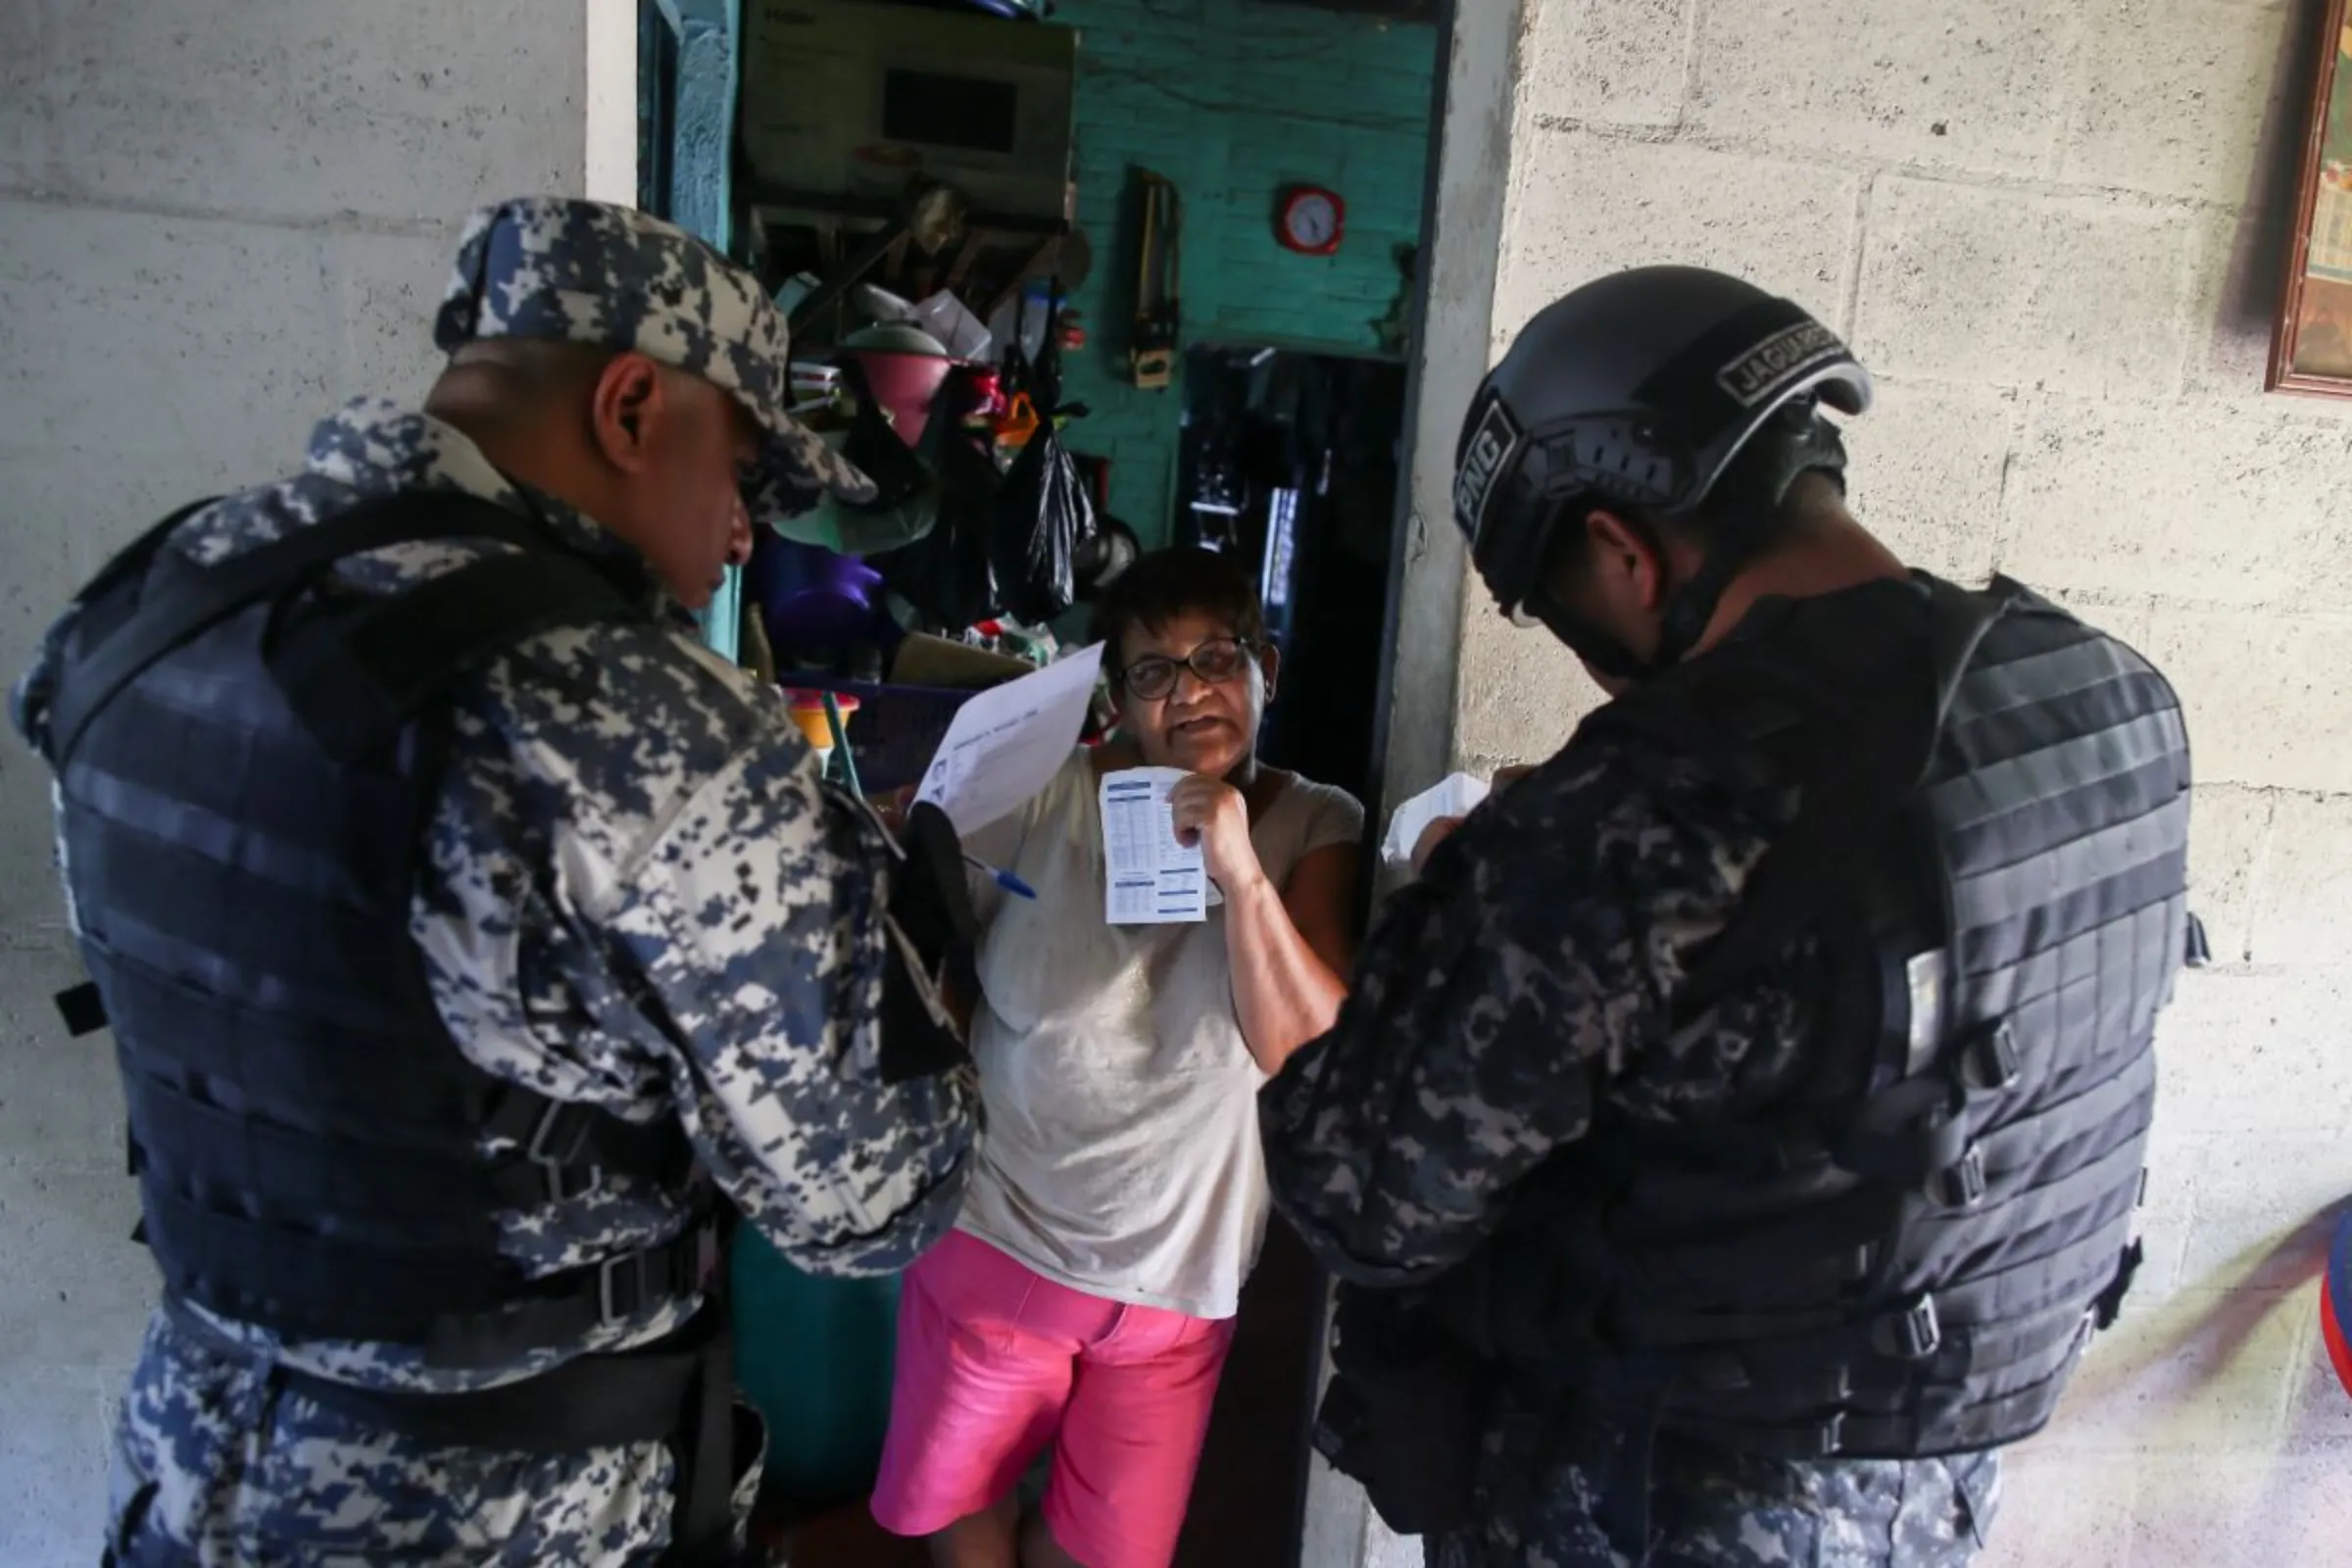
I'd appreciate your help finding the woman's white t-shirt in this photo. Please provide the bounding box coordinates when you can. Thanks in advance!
[954,748,1363,1320]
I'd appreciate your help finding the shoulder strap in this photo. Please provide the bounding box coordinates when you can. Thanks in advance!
[268,529,648,760]
[77,496,222,616]
[1661,580,2013,1032]
[50,491,634,766]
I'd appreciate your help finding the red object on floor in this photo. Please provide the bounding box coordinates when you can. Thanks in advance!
[2327,1280,2352,1396]
[2314,1212,2352,1400]
[2327,1209,2352,1397]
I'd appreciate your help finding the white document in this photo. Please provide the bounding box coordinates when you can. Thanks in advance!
[1380,771,1493,868]
[914,643,1105,836]
[1099,767,1211,925]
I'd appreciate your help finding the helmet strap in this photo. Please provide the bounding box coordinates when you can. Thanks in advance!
[1644,552,1743,672]
[1618,416,1850,680]
[1528,588,1648,683]
[1521,495,1755,683]
[1519,414,1852,684]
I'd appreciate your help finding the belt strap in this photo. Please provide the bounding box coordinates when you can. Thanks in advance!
[672,1307,740,1565]
[145,1184,719,1355]
[161,1270,742,1564]
[162,1291,712,1452]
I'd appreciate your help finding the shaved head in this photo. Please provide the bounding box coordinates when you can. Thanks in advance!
[427,339,621,431]
[420,341,758,612]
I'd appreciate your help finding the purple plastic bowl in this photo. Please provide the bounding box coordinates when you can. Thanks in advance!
[748,535,886,651]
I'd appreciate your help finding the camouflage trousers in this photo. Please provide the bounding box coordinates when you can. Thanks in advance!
[104,1311,764,1567]
[1422,1427,2001,1568]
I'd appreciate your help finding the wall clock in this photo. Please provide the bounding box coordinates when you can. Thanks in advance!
[1276,186,1345,257]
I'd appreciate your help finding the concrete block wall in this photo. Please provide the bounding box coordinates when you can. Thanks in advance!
[0,2,598,1560]
[1046,0,1440,541]
[1414,0,2352,1560]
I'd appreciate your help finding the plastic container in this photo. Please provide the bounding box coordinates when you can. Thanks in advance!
[775,677,981,797]
[783,689,859,773]
[731,1228,902,1511]
[843,322,956,448]
[746,536,887,655]
[986,283,1054,368]
[909,290,994,362]
[774,489,939,560]
[857,362,954,449]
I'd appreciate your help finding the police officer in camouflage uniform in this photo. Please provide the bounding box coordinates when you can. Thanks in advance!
[1261,267,2199,1566]
[12,198,981,1566]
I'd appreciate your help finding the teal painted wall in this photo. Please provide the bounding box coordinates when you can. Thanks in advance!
[664,0,748,661]
[1047,1,1439,546]
[704,1,1437,570]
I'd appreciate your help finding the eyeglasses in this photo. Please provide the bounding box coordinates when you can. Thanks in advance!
[1115,636,1256,702]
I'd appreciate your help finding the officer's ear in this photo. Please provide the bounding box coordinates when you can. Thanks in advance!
[586,352,668,474]
[1579,507,1672,614]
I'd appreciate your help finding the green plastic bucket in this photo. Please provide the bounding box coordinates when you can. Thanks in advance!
[730,1228,904,1510]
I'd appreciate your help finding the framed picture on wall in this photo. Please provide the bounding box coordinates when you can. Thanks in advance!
[2271,0,2352,395]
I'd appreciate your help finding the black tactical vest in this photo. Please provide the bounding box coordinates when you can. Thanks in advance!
[1469,572,2194,1468]
[37,491,720,1356]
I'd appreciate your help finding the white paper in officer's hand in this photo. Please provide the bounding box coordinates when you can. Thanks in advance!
[1381,771,1492,868]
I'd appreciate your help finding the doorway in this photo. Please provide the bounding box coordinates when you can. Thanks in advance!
[1169,343,1407,1568]
[1176,345,1404,818]
[639,0,1463,1562]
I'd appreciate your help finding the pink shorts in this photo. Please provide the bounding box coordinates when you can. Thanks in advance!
[869,1230,1235,1568]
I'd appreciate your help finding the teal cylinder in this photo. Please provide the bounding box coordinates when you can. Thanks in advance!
[730,1226,904,1509]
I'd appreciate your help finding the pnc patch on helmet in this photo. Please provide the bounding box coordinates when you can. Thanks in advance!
[1454,394,1524,541]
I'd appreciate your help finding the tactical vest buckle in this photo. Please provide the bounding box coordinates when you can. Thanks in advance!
[543,1161,601,1202]
[523,1102,602,1200]
[2183,911,2213,969]
[597,1245,662,1324]
[1955,1022,2021,1094]
[1876,1294,1942,1360]
[2092,1239,2143,1332]
[1929,1144,1988,1208]
[55,981,109,1038]
[596,1219,722,1325]
[525,1102,596,1167]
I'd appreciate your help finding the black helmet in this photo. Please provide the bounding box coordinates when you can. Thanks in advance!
[1452,266,1872,679]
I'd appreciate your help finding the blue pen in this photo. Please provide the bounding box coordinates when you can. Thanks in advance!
[964,853,1038,901]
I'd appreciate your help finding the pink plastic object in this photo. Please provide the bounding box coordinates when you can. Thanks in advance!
[851,351,953,448]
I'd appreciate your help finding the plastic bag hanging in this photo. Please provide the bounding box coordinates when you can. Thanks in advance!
[983,275,1101,625]
[990,418,1095,625]
[989,287,1097,625]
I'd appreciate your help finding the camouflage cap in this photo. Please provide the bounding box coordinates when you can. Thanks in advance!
[433,196,876,524]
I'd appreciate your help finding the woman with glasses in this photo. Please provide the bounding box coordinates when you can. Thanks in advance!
[870,547,1364,1568]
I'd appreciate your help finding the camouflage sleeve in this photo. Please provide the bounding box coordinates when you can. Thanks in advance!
[1260,746,1785,1287]
[604,734,978,1277]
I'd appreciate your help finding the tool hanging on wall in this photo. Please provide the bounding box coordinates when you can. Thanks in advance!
[1129,170,1181,391]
